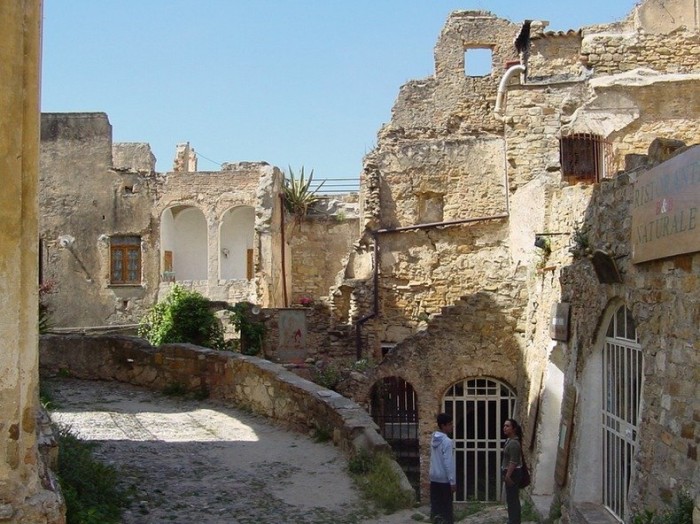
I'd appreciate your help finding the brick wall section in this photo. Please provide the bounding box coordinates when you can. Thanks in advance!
[38,334,413,500]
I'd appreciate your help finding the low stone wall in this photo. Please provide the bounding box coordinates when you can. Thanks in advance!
[39,334,413,496]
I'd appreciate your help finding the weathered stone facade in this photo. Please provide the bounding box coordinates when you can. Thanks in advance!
[0,2,65,522]
[39,114,288,328]
[314,0,700,519]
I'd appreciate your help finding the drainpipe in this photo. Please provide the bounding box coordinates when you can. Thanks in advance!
[279,194,288,307]
[494,64,526,118]
[354,212,510,360]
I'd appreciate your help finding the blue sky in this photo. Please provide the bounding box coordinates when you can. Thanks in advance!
[42,1,638,183]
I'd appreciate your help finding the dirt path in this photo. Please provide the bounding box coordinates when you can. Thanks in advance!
[45,377,432,524]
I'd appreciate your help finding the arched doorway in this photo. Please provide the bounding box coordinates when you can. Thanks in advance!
[443,377,517,502]
[575,303,643,522]
[602,305,642,521]
[370,377,419,494]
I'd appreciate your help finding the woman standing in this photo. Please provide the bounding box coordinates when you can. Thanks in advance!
[502,418,523,524]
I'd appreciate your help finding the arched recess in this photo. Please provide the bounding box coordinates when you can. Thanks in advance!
[369,377,419,494]
[443,377,517,502]
[160,205,208,281]
[574,303,642,522]
[220,206,255,280]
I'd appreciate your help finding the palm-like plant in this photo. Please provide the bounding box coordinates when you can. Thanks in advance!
[282,166,324,223]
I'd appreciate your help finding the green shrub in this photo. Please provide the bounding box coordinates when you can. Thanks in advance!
[55,426,130,524]
[138,284,225,349]
[349,451,414,513]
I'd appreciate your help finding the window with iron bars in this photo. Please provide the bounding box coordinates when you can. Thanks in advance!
[110,235,141,285]
[560,133,613,182]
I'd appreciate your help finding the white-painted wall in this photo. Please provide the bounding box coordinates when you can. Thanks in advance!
[173,207,207,280]
[220,206,254,280]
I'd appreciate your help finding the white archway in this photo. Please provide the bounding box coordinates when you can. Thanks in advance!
[219,206,255,280]
[160,205,208,281]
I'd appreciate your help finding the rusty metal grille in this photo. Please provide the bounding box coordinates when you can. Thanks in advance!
[560,133,614,182]
[370,377,419,494]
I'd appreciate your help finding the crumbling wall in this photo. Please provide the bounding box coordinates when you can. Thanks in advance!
[40,113,158,328]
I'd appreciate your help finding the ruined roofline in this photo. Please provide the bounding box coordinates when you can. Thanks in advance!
[41,111,111,142]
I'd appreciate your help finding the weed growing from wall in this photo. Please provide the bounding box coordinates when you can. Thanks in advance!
[282,166,324,224]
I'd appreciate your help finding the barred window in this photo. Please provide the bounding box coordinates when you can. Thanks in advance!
[110,236,141,284]
[560,133,612,182]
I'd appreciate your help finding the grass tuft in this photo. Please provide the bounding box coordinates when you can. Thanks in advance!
[55,425,131,523]
[349,451,414,513]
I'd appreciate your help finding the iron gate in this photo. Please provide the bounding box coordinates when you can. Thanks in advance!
[370,377,419,494]
[603,305,642,522]
[443,377,517,502]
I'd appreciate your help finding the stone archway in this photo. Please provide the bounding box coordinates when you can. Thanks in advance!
[443,377,517,502]
[160,205,208,281]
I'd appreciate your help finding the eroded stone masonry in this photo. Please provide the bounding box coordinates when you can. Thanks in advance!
[11,0,700,523]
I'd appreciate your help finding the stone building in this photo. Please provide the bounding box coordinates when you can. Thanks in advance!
[0,1,64,521]
[39,113,291,329]
[307,0,700,521]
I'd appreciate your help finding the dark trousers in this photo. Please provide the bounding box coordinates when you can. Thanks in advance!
[504,469,522,524]
[430,481,453,524]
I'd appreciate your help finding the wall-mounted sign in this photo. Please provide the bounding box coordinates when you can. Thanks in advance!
[631,145,700,263]
[550,302,570,341]
[278,309,307,363]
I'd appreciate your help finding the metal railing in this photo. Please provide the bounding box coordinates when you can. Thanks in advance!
[308,178,360,194]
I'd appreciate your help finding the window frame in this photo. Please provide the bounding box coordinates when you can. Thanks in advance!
[110,235,142,285]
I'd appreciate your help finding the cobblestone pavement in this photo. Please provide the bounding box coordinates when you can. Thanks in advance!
[45,378,511,524]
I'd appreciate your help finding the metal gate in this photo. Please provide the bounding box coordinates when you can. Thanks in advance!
[603,305,642,522]
[443,378,517,502]
[370,377,419,494]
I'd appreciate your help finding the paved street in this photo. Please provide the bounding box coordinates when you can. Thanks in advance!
[45,377,510,524]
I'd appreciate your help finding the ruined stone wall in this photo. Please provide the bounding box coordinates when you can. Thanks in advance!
[581,30,700,75]
[153,162,283,306]
[288,216,358,305]
[380,12,518,141]
[41,132,285,328]
[40,113,159,328]
[0,2,65,521]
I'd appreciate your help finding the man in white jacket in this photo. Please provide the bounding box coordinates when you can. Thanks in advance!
[429,412,457,524]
